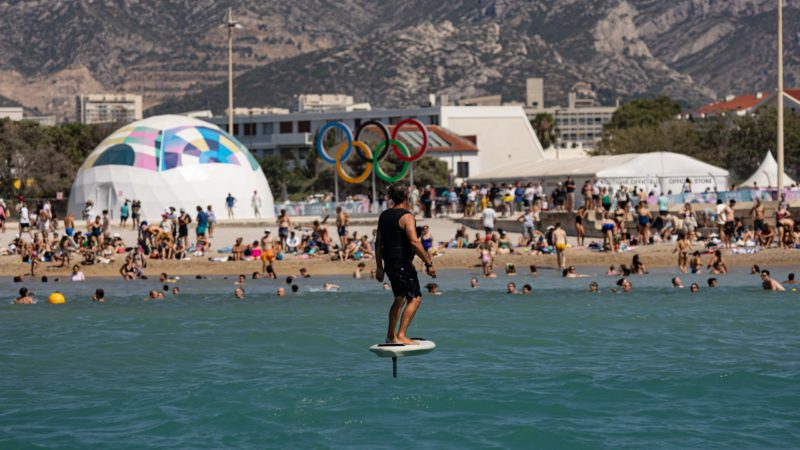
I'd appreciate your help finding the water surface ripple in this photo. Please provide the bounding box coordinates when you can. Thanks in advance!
[1,270,798,448]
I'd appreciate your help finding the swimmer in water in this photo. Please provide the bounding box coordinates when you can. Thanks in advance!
[299,267,311,278]
[92,288,105,302]
[690,283,700,293]
[425,283,441,295]
[323,283,341,292]
[563,266,589,278]
[382,283,390,290]
[375,184,436,345]
[613,278,633,293]
[234,287,245,299]
[783,273,796,285]
[671,277,684,288]
[470,277,478,289]
[277,287,286,297]
[505,263,517,276]
[353,262,366,279]
[14,287,35,304]
[707,278,718,288]
[291,284,299,293]
[236,274,246,285]
[761,270,786,291]
[172,287,180,296]
[521,284,532,294]
[506,282,518,294]
[589,281,599,293]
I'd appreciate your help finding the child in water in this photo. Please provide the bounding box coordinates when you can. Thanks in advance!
[689,251,702,274]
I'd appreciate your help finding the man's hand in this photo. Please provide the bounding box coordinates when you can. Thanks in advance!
[426,264,437,278]
[376,267,384,282]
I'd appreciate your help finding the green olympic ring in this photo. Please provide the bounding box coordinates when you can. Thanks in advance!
[372,139,410,183]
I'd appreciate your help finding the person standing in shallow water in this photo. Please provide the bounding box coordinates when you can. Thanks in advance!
[376,184,436,345]
[552,222,567,270]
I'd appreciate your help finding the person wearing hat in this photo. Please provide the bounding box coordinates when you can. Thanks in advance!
[159,212,174,237]
[260,229,277,274]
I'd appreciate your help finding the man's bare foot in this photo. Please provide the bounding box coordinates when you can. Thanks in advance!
[394,336,419,345]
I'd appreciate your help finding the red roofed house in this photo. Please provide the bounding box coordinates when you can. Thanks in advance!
[754,88,800,114]
[682,89,800,119]
[387,124,479,179]
[682,92,767,119]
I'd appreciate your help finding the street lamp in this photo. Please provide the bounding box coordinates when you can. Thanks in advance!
[777,0,785,196]
[220,7,243,135]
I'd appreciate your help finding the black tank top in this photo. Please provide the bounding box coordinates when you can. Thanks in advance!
[378,208,414,265]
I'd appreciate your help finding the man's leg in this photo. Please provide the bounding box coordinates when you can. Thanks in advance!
[396,296,421,344]
[386,295,406,342]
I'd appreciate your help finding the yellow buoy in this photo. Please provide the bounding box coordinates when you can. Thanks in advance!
[48,292,66,304]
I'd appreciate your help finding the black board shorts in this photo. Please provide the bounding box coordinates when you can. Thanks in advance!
[386,262,421,300]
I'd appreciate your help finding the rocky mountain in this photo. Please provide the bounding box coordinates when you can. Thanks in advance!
[1,0,798,119]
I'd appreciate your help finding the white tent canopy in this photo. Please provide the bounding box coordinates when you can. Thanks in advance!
[738,151,795,188]
[469,152,730,194]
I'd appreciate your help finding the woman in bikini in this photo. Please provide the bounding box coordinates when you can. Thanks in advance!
[575,206,587,247]
[672,231,691,273]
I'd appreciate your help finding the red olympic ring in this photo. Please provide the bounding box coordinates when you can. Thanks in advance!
[391,118,428,162]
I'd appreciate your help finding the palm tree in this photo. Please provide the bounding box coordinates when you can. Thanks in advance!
[531,112,557,149]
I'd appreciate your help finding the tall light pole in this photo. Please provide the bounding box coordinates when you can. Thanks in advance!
[777,0,785,195]
[221,7,242,135]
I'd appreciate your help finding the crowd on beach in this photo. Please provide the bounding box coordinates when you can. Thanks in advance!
[3,176,798,304]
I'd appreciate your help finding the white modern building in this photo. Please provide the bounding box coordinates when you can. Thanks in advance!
[0,106,24,121]
[204,105,544,180]
[76,94,143,124]
[525,78,618,150]
[296,94,371,113]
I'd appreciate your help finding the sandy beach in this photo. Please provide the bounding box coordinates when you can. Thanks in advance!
[3,216,800,279]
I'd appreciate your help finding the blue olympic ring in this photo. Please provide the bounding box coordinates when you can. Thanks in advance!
[315,121,353,164]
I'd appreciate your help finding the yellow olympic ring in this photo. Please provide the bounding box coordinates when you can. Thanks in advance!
[336,141,372,184]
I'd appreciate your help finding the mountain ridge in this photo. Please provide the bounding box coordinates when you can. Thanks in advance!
[0,0,797,118]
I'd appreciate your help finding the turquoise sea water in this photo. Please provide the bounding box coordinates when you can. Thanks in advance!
[1,269,799,448]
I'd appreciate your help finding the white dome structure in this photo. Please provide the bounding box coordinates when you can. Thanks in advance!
[69,115,273,221]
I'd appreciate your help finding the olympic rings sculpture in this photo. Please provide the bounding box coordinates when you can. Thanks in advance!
[315,118,429,184]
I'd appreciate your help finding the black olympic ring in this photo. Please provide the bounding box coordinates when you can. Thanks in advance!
[353,120,391,163]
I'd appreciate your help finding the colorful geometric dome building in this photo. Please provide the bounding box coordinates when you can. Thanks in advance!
[68,115,273,221]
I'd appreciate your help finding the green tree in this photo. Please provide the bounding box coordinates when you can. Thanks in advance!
[594,102,800,184]
[259,155,291,202]
[531,112,557,148]
[606,96,682,130]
